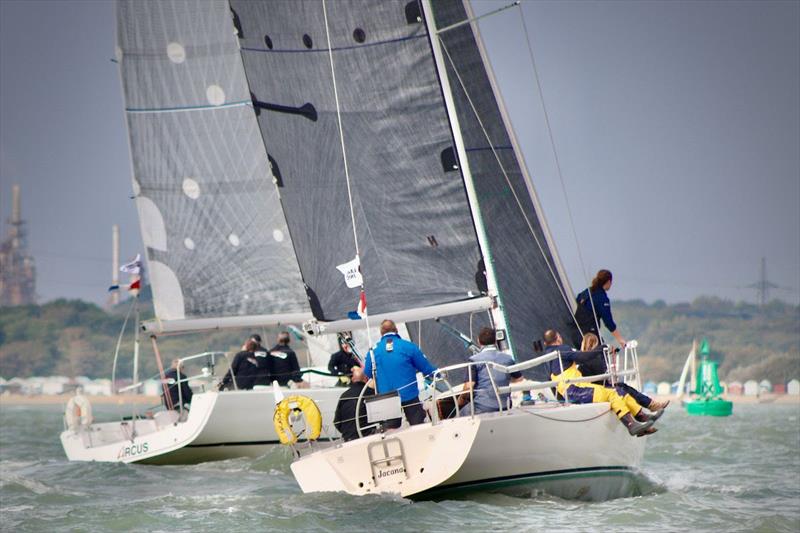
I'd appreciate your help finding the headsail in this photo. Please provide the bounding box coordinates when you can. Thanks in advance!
[414,0,580,372]
[231,0,486,323]
[116,0,311,332]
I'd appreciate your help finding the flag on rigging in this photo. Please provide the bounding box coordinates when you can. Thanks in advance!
[336,256,362,288]
[120,253,143,275]
[347,290,367,320]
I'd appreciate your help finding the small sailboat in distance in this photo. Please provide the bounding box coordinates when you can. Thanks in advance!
[677,339,733,417]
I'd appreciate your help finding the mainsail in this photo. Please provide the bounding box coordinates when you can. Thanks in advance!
[230,0,486,323]
[116,0,311,332]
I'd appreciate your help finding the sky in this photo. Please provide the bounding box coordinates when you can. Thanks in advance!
[0,0,798,307]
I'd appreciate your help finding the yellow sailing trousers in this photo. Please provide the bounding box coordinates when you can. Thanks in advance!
[553,364,641,419]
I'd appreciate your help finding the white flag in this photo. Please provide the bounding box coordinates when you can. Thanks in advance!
[336,256,363,288]
[120,253,143,274]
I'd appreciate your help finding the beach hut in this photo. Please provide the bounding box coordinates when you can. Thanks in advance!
[743,380,759,396]
[787,379,800,395]
[657,382,671,396]
[759,380,772,394]
[773,383,786,394]
[727,381,743,395]
[643,381,657,395]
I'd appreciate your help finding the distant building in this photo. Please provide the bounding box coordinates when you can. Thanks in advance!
[773,383,786,395]
[758,380,772,394]
[743,380,759,396]
[788,380,800,396]
[728,381,743,395]
[657,382,671,396]
[0,185,36,306]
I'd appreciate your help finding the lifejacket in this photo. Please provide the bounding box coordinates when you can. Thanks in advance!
[273,395,322,445]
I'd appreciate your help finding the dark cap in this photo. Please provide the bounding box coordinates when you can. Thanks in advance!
[249,334,262,343]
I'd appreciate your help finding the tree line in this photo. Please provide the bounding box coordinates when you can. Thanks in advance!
[0,295,797,384]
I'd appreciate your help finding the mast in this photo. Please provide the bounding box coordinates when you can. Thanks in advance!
[111,225,120,306]
[421,0,511,353]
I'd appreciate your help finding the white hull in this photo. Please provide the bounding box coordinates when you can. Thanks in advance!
[60,387,345,464]
[290,402,646,500]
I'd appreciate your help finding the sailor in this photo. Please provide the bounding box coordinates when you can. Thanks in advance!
[327,337,361,386]
[581,332,669,411]
[460,327,524,415]
[218,339,262,390]
[333,366,375,441]
[163,358,193,410]
[575,269,627,348]
[363,319,436,428]
[249,334,271,386]
[543,330,657,436]
[269,332,308,388]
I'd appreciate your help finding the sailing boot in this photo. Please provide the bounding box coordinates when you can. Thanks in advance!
[635,408,665,423]
[636,426,659,438]
[621,413,655,436]
[649,399,670,410]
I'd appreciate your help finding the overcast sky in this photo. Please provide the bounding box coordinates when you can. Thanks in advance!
[1,0,798,307]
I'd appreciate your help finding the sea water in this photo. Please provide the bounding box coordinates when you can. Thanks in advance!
[1,403,798,532]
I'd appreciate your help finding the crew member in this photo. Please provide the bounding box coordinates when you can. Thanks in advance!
[363,320,436,428]
[163,358,193,410]
[218,339,262,390]
[249,334,271,386]
[543,330,657,436]
[269,331,308,388]
[460,327,524,415]
[575,269,626,348]
[333,366,375,441]
[328,338,361,386]
[581,333,669,411]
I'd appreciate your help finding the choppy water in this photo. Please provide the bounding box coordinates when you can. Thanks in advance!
[1,403,798,532]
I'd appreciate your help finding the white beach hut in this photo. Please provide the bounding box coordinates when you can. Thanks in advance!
[743,380,759,396]
[657,382,671,396]
[787,379,800,395]
[758,380,772,394]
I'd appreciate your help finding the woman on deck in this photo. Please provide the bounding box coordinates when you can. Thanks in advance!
[575,269,626,348]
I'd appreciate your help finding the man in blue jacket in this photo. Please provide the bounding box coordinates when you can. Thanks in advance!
[363,319,437,428]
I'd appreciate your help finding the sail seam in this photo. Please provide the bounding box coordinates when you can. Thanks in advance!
[240,33,425,54]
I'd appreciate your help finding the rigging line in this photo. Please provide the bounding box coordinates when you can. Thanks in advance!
[110,297,136,394]
[436,38,579,330]
[321,0,374,352]
[518,5,599,337]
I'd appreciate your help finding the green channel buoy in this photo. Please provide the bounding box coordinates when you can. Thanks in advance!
[684,338,733,417]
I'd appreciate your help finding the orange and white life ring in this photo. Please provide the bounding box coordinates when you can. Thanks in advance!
[65,394,93,431]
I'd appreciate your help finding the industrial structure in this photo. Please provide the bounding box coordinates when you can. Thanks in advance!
[0,185,36,306]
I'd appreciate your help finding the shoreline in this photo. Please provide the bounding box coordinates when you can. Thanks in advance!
[0,394,161,406]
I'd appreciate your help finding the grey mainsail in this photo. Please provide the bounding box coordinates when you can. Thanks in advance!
[413,0,581,373]
[116,0,311,331]
[231,0,485,322]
